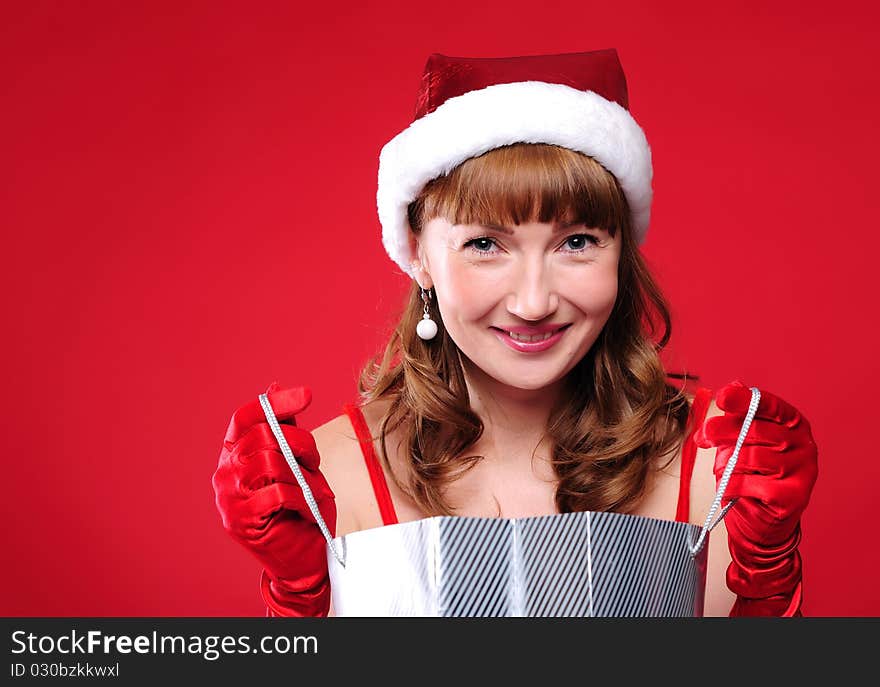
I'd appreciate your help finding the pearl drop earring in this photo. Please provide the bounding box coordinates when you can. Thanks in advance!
[416,287,438,340]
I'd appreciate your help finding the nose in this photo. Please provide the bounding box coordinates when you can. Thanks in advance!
[506,258,559,322]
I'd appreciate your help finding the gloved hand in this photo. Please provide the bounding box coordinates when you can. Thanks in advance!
[212,382,337,617]
[694,380,818,617]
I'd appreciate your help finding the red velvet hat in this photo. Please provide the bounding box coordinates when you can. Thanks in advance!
[377,49,653,279]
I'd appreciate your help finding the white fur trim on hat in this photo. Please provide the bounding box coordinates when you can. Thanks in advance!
[377,80,653,279]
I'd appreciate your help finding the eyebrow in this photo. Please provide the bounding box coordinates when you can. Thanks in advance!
[478,221,587,235]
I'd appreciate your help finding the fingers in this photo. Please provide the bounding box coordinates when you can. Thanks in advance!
[265,380,282,395]
[224,385,313,446]
[711,445,802,486]
[228,477,336,537]
[696,414,799,451]
[720,442,818,483]
[714,382,802,426]
[230,422,323,472]
[714,446,817,505]
[235,449,304,492]
[235,447,328,495]
[720,473,813,528]
[254,480,336,528]
[214,424,330,531]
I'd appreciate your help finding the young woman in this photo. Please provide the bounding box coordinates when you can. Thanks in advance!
[212,50,818,618]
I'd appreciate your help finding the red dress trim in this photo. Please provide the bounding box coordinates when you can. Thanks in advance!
[342,402,399,526]
[675,387,713,523]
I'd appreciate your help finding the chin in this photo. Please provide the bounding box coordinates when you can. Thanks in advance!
[492,369,567,391]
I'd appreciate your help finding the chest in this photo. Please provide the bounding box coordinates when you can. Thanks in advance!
[382,447,684,526]
[432,458,561,520]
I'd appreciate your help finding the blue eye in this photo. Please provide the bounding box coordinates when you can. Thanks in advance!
[463,234,599,256]
[464,237,497,253]
[563,235,598,251]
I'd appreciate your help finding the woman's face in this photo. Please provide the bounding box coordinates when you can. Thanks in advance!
[411,216,622,391]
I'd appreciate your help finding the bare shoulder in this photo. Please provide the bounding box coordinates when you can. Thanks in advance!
[309,398,396,538]
[688,394,737,616]
[309,410,373,538]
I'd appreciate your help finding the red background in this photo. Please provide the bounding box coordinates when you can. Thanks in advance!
[3,1,878,616]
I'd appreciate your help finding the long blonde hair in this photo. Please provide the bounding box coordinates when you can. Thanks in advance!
[355,143,697,516]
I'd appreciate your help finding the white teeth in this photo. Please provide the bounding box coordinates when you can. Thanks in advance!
[507,331,554,342]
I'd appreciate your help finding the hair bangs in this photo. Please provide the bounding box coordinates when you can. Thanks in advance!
[408,143,630,237]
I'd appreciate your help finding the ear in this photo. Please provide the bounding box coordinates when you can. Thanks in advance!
[407,231,433,290]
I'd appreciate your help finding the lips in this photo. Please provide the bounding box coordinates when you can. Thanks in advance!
[491,324,570,338]
[491,324,571,353]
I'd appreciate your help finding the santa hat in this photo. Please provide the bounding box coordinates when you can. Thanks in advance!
[376,49,653,279]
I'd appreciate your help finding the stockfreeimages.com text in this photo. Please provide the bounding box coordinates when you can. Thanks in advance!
[10,629,317,661]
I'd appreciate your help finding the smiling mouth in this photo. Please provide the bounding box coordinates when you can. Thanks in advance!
[490,324,571,342]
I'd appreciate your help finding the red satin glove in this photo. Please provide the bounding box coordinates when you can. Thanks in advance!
[694,381,818,617]
[212,382,337,617]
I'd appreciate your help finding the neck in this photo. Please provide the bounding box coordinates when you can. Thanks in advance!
[458,352,564,459]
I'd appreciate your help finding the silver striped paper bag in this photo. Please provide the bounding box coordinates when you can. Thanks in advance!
[327,510,708,617]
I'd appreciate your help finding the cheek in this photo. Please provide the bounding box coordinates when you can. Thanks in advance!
[573,267,619,315]
[436,260,498,316]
